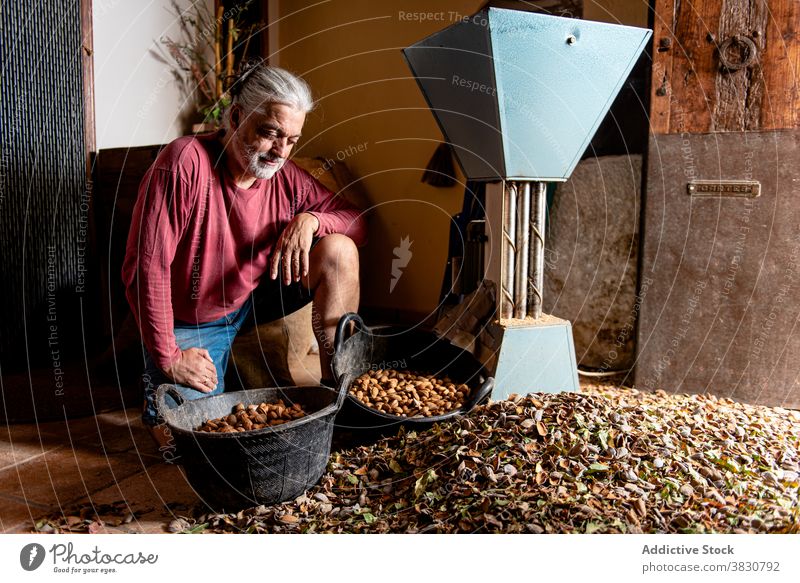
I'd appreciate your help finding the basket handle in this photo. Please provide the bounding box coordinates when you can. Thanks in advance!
[334,312,366,355]
[462,377,494,412]
[155,383,186,417]
[333,373,351,410]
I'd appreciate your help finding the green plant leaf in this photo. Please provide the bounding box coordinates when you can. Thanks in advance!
[414,469,437,498]
[585,521,605,534]
[597,429,609,450]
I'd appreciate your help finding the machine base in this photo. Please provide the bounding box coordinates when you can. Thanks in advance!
[484,315,580,400]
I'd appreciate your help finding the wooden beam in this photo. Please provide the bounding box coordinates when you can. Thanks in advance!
[81,0,96,171]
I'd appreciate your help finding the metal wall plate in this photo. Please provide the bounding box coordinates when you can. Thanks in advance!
[688,180,761,197]
[636,130,800,408]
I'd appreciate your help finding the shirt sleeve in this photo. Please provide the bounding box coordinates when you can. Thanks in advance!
[122,166,193,372]
[295,168,368,247]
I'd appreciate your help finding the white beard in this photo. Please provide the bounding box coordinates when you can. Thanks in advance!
[235,135,286,180]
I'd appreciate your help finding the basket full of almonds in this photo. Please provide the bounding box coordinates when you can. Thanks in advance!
[156,382,347,510]
[332,313,494,430]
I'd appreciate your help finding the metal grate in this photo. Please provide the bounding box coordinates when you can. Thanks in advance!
[0,0,87,365]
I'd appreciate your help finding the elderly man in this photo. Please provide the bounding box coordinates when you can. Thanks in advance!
[123,62,365,444]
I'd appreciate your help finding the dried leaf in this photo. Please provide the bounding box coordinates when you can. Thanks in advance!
[39,383,800,535]
[414,469,437,498]
[168,518,189,533]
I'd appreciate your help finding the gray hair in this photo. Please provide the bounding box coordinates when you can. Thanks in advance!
[223,62,314,128]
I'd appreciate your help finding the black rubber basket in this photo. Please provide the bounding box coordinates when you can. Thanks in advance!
[332,312,494,433]
[156,382,347,511]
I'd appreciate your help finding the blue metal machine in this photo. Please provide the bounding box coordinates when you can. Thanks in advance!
[403,8,651,398]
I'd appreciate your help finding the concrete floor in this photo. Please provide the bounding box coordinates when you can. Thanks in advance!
[0,353,323,534]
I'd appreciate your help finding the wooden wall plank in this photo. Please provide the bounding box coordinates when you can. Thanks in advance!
[81,0,95,170]
[650,0,799,134]
[672,0,718,133]
[759,0,800,129]
[713,0,769,131]
[648,0,674,134]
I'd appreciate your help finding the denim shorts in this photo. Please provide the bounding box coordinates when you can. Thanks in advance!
[141,271,314,427]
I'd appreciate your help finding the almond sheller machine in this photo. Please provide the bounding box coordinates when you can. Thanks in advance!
[402,8,651,398]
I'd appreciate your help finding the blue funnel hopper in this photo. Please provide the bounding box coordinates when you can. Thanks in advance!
[402,9,652,398]
[403,8,652,181]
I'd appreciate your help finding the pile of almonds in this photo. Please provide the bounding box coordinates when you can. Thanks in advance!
[349,368,470,417]
[196,400,306,433]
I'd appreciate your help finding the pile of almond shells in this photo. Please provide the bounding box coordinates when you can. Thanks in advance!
[175,382,799,534]
[36,381,800,534]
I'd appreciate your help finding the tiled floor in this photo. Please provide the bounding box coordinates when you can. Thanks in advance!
[0,353,323,534]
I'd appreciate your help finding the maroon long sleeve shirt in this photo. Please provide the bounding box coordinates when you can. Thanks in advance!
[122,132,366,371]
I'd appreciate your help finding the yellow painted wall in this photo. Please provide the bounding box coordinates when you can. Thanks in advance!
[583,0,648,26]
[273,0,483,321]
[272,0,648,320]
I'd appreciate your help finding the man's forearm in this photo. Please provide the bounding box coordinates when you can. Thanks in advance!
[305,209,367,246]
[125,265,182,373]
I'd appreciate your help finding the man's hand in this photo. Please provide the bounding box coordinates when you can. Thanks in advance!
[270,212,319,285]
[163,347,218,393]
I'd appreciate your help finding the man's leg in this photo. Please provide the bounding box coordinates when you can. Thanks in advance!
[303,233,360,384]
[236,234,359,386]
[141,300,253,452]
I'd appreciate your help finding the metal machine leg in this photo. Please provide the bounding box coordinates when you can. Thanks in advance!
[528,182,547,319]
[514,182,530,319]
[501,181,517,319]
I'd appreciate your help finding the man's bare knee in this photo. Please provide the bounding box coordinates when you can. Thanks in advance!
[312,234,359,281]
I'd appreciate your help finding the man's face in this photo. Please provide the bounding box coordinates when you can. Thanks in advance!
[230,102,305,180]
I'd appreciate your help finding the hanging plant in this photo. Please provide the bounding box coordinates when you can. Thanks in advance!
[156,0,259,128]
